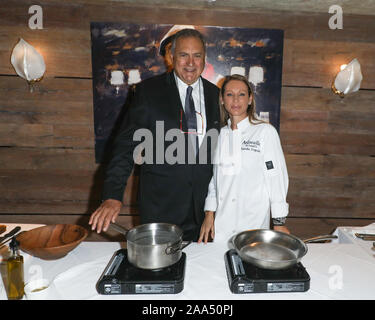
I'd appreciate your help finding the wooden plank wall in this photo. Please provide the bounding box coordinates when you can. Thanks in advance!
[0,0,374,240]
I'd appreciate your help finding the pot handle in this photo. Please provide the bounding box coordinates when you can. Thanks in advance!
[109,223,129,236]
[165,240,192,255]
[303,235,338,243]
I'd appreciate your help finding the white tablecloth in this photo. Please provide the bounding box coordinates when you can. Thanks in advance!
[1,223,375,300]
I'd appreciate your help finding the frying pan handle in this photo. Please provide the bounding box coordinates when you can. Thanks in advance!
[109,223,129,236]
[180,240,191,250]
[165,241,191,255]
[303,235,338,243]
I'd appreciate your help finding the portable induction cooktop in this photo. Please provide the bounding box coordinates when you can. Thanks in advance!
[96,249,186,295]
[224,249,310,294]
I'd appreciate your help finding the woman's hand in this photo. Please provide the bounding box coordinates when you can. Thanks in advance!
[198,211,215,244]
[273,225,290,234]
[89,199,122,233]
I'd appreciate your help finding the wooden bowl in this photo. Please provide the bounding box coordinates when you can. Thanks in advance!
[16,224,88,260]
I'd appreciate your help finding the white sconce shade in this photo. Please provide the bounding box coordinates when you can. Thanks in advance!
[127,69,141,85]
[11,38,46,83]
[248,66,264,92]
[230,66,246,76]
[110,70,125,95]
[110,70,124,86]
[332,58,362,97]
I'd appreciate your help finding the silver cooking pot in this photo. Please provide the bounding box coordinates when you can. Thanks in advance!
[110,222,191,270]
[232,229,337,270]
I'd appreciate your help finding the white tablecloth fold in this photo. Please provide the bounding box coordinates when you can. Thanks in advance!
[333,223,375,258]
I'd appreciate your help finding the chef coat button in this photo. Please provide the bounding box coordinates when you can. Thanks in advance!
[232,198,236,202]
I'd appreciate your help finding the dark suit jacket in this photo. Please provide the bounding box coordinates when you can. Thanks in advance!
[102,71,220,233]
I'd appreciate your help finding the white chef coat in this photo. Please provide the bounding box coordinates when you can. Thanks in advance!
[204,117,289,243]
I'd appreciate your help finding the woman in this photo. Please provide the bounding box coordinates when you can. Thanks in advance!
[198,74,290,244]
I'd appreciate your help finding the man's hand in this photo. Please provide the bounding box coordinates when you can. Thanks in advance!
[89,199,122,233]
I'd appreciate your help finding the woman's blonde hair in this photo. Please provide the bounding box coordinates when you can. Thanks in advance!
[219,74,261,126]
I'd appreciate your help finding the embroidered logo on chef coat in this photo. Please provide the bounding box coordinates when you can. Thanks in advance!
[242,139,260,152]
[265,161,274,170]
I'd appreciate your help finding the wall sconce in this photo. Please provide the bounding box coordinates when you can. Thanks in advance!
[10,38,46,92]
[110,70,125,95]
[11,38,46,92]
[332,58,363,98]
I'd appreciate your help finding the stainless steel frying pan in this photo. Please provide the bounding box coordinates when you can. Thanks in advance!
[232,229,337,270]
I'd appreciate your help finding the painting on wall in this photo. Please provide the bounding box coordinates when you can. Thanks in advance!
[90,23,284,163]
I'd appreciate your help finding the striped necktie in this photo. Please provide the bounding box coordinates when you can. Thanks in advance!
[184,86,197,132]
[184,86,198,156]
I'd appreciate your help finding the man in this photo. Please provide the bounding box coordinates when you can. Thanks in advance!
[89,29,220,241]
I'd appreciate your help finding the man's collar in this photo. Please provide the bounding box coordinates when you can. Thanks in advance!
[174,71,201,89]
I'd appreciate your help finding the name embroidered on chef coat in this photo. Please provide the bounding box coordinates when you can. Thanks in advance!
[265,161,274,170]
[242,139,260,152]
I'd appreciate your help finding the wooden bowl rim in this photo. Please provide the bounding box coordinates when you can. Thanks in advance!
[17,224,88,250]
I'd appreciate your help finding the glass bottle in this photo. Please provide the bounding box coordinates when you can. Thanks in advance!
[7,237,24,300]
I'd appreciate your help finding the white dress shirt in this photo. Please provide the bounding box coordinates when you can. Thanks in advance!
[175,73,207,147]
[204,117,289,243]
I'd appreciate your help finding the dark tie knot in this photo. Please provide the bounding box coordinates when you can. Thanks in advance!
[187,86,193,96]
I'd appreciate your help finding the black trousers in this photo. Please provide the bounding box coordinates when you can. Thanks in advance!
[181,199,201,242]
[182,226,200,242]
